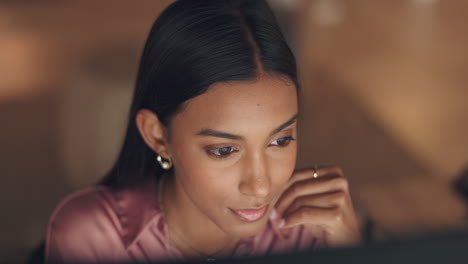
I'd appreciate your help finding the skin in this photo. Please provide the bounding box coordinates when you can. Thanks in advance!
[136,73,361,259]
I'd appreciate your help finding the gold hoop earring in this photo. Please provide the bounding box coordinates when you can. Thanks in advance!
[312,164,319,179]
[157,154,173,170]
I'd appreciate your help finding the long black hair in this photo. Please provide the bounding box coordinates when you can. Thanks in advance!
[100,0,299,188]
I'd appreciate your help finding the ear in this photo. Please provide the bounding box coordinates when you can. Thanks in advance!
[135,109,171,158]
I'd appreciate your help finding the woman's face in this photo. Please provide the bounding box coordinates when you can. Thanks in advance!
[168,73,298,238]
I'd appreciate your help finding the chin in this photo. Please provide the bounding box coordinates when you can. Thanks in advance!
[223,215,271,238]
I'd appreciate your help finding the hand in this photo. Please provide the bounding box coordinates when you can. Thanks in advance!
[275,165,362,248]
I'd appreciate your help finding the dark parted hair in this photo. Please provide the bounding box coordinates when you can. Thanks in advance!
[100,0,299,188]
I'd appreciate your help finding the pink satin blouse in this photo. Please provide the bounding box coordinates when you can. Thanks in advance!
[45,177,323,263]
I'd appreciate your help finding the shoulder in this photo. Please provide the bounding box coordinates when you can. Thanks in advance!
[47,186,120,234]
[45,186,128,262]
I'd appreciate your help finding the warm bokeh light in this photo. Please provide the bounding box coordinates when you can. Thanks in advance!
[1,0,467,262]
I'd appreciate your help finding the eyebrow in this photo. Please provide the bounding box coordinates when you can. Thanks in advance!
[196,113,298,140]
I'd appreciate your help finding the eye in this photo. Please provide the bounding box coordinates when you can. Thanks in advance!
[207,146,238,158]
[270,136,296,147]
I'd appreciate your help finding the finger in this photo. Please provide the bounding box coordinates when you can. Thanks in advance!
[282,191,347,217]
[276,176,349,217]
[282,206,342,229]
[289,165,344,186]
[276,165,344,206]
[275,165,347,217]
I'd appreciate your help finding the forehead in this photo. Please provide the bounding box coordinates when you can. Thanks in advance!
[171,74,298,133]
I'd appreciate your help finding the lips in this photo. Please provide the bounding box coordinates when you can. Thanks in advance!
[230,205,268,222]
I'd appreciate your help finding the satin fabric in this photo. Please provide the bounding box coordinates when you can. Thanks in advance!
[45,176,322,263]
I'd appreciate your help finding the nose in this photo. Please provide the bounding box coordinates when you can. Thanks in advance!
[238,151,271,198]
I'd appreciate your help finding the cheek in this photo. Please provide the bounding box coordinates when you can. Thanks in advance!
[171,139,239,202]
[269,145,297,189]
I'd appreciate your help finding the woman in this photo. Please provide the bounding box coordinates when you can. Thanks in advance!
[45,0,361,262]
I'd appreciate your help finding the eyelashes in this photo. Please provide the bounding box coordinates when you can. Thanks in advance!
[207,146,240,158]
[269,136,295,147]
[206,136,296,159]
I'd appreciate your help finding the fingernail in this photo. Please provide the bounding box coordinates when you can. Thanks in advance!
[278,218,285,228]
[270,208,277,220]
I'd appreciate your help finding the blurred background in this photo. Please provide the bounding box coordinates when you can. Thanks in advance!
[1,0,468,262]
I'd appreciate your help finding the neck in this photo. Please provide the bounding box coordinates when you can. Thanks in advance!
[160,174,239,259]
